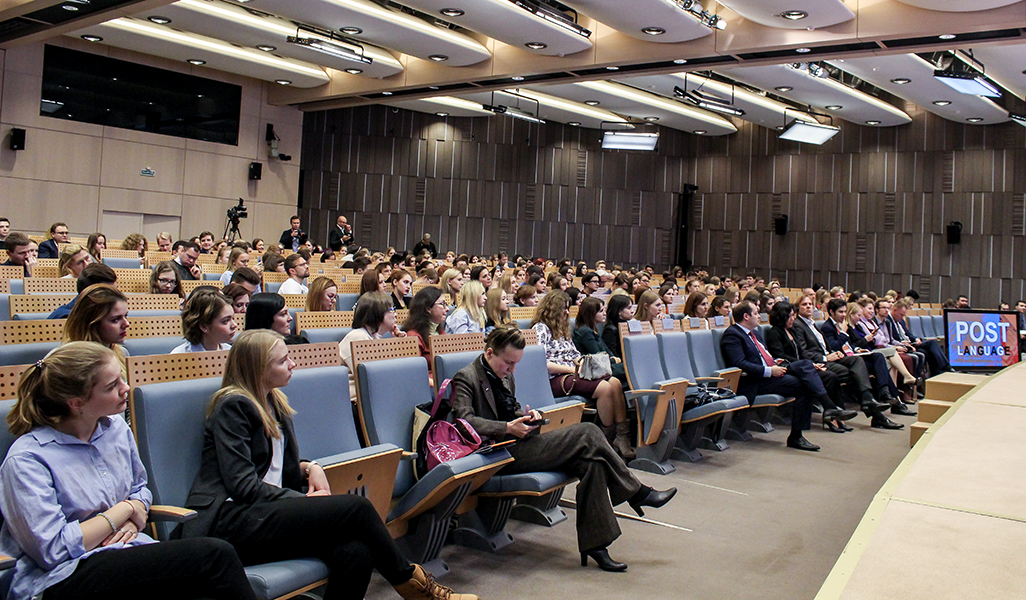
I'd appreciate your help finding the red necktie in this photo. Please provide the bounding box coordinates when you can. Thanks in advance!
[750,331,774,367]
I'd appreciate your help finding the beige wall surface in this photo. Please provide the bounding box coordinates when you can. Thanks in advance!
[0,39,302,245]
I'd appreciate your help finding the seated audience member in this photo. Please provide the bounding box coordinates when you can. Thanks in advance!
[709,296,731,321]
[57,243,93,279]
[2,232,35,277]
[764,303,857,433]
[262,253,284,273]
[214,246,232,266]
[64,284,130,376]
[359,268,387,297]
[546,272,568,293]
[416,267,439,286]
[218,248,251,286]
[513,284,538,307]
[580,272,602,297]
[390,268,413,309]
[121,233,148,259]
[1,342,256,600]
[452,327,675,571]
[171,241,202,281]
[251,238,266,256]
[305,277,338,313]
[37,222,69,259]
[528,274,547,295]
[156,231,173,253]
[602,295,634,361]
[48,263,118,319]
[86,232,106,262]
[682,291,709,319]
[441,268,464,306]
[657,283,678,308]
[445,281,487,334]
[470,265,492,290]
[150,261,186,304]
[229,267,262,295]
[402,287,448,362]
[956,295,970,309]
[848,302,917,405]
[246,293,305,345]
[867,299,923,392]
[375,261,393,283]
[339,293,405,397]
[532,291,634,459]
[495,272,515,294]
[278,254,309,295]
[887,297,950,375]
[719,301,819,451]
[633,290,664,324]
[565,287,583,307]
[172,292,236,353]
[759,292,777,317]
[178,330,474,600]
[484,288,512,333]
[574,297,626,383]
[221,283,251,314]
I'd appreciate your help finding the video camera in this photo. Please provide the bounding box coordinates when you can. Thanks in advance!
[227,198,248,223]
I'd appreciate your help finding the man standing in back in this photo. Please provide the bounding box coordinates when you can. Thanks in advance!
[279,215,308,253]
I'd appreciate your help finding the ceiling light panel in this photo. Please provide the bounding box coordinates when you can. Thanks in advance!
[70,17,330,87]
[532,80,737,135]
[716,0,854,29]
[720,63,912,127]
[395,0,592,56]
[619,72,819,130]
[383,96,496,117]
[825,54,1010,125]
[456,88,627,128]
[892,0,1020,11]
[136,0,403,79]
[243,0,491,66]
[555,0,713,43]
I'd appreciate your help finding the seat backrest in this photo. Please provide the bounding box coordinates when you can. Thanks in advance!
[302,327,352,344]
[931,315,943,337]
[622,334,668,390]
[906,316,923,339]
[433,350,480,386]
[710,328,728,369]
[512,345,561,410]
[0,342,60,367]
[515,318,532,330]
[657,332,698,380]
[686,329,720,376]
[285,366,359,460]
[102,257,143,269]
[920,314,936,338]
[122,337,187,357]
[335,293,360,312]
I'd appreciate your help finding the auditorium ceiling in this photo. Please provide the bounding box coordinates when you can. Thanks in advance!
[6,0,1026,137]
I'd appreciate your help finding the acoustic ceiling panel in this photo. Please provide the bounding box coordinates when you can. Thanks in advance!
[558,0,713,43]
[717,0,855,30]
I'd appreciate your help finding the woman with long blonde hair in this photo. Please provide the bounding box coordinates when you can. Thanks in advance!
[445,280,487,334]
[305,276,338,313]
[57,243,93,278]
[484,288,512,332]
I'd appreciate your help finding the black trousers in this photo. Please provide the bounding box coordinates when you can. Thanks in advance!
[857,352,898,397]
[215,495,414,600]
[916,339,949,374]
[45,538,256,600]
[750,373,811,438]
[504,422,642,552]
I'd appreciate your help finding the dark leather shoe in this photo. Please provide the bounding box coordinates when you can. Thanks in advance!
[627,486,677,517]
[891,403,916,416]
[786,436,820,451]
[823,408,858,421]
[581,548,628,572]
[872,416,904,430]
[861,399,890,413]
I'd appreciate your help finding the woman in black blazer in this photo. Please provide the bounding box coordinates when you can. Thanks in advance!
[765,303,855,432]
[178,329,476,600]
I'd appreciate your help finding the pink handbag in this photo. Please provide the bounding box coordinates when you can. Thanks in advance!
[425,418,481,471]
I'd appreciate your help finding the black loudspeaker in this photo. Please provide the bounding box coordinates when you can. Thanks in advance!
[774,214,789,236]
[947,222,962,245]
[9,128,25,151]
[248,162,262,180]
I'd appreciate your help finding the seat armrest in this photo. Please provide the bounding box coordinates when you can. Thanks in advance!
[149,505,198,523]
[402,451,418,461]
[0,555,14,570]
[316,445,403,521]
[538,401,586,433]
[711,368,741,392]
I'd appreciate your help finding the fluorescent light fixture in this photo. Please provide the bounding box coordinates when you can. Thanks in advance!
[576,80,736,131]
[601,131,659,151]
[675,86,745,116]
[503,88,627,124]
[933,70,1000,97]
[287,33,373,65]
[484,104,546,124]
[40,99,64,114]
[779,120,839,145]
[1009,113,1026,127]
[511,0,591,38]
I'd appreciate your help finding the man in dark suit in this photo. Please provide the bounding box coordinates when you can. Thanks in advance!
[278,215,308,253]
[888,297,950,376]
[719,301,819,451]
[411,233,437,259]
[327,215,354,252]
[37,221,69,259]
[451,327,675,572]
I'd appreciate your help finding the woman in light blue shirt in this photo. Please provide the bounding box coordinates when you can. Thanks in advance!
[0,342,254,600]
[170,291,236,354]
[218,248,251,286]
[445,280,487,334]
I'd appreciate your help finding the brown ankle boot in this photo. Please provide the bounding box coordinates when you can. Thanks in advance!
[613,422,636,461]
[393,564,479,600]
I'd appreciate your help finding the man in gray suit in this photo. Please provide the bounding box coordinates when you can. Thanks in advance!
[450,326,675,573]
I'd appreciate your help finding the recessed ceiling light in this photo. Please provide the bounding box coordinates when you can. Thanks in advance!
[694,130,707,135]
[865,120,881,125]
[644,116,659,122]
[584,100,600,106]
[62,4,79,10]
[147,16,171,24]
[187,59,206,65]
[345,68,363,75]
[428,86,439,90]
[525,42,547,50]
[939,34,956,40]
[781,10,808,20]
[440,8,464,17]
[966,117,983,122]
[673,59,687,64]
[606,66,620,70]
[890,77,911,85]
[825,105,842,110]
[81,35,103,42]
[795,48,811,53]
[511,76,525,81]
[275,79,292,85]
[340,27,363,35]
[775,86,793,92]
[436,112,449,117]
[256,45,276,52]
[641,27,666,35]
[428,54,449,62]
[933,100,952,106]
[568,122,581,126]
[381,91,393,96]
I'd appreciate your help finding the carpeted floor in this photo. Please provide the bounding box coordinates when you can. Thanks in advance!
[367,411,913,600]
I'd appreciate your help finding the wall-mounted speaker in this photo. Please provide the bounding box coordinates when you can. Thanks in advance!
[774,214,788,236]
[9,128,25,151]
[947,221,962,245]
[248,162,262,181]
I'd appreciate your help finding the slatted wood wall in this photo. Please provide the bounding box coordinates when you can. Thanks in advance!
[300,102,1026,306]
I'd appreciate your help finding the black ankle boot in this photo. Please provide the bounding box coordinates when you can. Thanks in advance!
[581,547,628,572]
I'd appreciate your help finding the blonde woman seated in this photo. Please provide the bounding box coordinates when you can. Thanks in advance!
[339,293,406,398]
[171,292,236,353]
[64,284,131,376]
[218,248,251,286]
[484,288,512,333]
[531,291,634,460]
[849,301,916,389]
[0,343,256,600]
[305,277,338,313]
[58,244,93,279]
[445,281,487,334]
[440,268,464,311]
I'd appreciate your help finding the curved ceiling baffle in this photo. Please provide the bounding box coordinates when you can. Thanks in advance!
[617,72,819,129]
[555,0,714,43]
[720,64,912,127]
[244,0,492,66]
[72,18,330,88]
[970,46,1026,99]
[826,54,1010,125]
[716,0,855,29]
[453,88,628,128]
[134,0,404,79]
[531,80,737,135]
[893,0,1022,11]
[392,0,592,56]
[382,96,496,117]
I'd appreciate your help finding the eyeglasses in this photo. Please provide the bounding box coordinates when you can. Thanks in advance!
[157,278,177,286]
